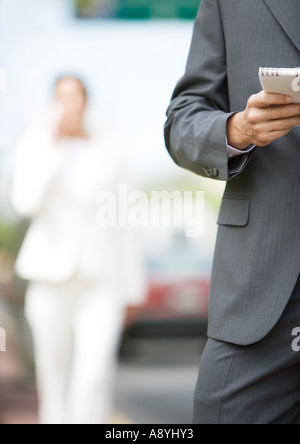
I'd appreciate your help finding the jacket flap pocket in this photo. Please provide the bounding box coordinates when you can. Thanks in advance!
[217,198,250,227]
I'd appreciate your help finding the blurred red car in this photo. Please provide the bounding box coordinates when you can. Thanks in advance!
[127,232,212,339]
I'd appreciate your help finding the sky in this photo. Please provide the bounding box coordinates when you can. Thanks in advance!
[0,0,195,183]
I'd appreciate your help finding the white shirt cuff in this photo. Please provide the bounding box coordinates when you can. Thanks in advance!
[227,138,256,158]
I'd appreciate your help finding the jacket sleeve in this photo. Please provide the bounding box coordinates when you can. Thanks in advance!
[164,0,254,182]
[10,131,60,218]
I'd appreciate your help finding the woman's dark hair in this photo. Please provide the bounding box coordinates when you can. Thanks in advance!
[54,75,89,99]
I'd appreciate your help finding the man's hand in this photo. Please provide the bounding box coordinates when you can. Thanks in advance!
[227,91,300,149]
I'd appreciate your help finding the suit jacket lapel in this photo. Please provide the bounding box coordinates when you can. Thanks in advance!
[264,0,300,53]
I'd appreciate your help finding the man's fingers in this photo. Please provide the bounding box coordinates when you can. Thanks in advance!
[254,104,300,122]
[234,92,299,148]
[270,116,300,131]
[249,91,293,108]
[254,129,292,147]
[256,116,300,133]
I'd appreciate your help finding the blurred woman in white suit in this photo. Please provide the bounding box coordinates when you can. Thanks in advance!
[10,76,147,424]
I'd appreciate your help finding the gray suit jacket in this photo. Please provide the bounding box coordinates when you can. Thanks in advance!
[165,0,300,345]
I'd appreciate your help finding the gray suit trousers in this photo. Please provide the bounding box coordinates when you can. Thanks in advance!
[194,276,300,424]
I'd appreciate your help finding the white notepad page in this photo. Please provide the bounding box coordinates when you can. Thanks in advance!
[259,67,300,103]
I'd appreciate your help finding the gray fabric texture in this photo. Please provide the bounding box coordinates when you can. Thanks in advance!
[165,0,300,346]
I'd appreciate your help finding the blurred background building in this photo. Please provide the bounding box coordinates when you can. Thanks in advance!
[0,0,225,424]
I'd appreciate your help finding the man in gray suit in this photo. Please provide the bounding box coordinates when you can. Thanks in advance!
[165,0,300,424]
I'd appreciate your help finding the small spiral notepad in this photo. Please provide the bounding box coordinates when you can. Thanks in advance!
[259,67,300,103]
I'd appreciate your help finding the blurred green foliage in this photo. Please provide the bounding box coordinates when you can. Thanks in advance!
[0,218,28,257]
[74,0,201,19]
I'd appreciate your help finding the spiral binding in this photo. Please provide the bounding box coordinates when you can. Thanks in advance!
[259,67,300,77]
